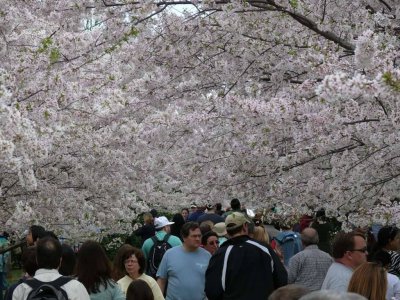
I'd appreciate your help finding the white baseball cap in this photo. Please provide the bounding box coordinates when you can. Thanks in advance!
[154,216,174,229]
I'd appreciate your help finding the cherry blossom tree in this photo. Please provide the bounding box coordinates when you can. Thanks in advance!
[1,0,400,238]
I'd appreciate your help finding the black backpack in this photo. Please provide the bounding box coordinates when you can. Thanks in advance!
[25,276,72,300]
[147,234,172,278]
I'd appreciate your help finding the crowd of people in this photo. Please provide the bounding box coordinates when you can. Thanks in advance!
[1,198,400,300]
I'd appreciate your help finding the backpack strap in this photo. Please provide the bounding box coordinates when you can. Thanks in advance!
[25,276,72,300]
[24,276,72,290]
[151,234,170,245]
[49,276,73,288]
[151,235,159,244]
[162,234,170,243]
[24,278,44,290]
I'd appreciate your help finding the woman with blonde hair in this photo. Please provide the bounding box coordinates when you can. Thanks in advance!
[253,226,270,244]
[348,262,387,300]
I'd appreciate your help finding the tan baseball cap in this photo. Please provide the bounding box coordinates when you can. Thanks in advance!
[225,212,250,229]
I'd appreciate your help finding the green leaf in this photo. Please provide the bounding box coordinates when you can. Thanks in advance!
[44,110,50,120]
[289,0,299,9]
[49,48,60,63]
[38,37,53,54]
[382,72,400,92]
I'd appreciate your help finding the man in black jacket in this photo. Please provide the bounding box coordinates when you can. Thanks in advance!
[205,212,287,300]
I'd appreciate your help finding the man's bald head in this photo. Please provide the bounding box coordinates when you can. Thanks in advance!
[301,228,319,246]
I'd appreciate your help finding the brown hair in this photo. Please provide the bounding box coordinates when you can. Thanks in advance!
[348,262,387,300]
[332,232,364,259]
[75,241,112,293]
[119,247,146,275]
[112,244,135,281]
[126,279,154,300]
[253,226,270,244]
[181,222,200,238]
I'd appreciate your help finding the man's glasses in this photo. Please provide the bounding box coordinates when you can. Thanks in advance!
[350,247,368,253]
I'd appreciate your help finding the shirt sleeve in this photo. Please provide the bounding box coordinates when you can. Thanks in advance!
[287,254,300,283]
[147,277,165,300]
[112,283,126,300]
[393,276,400,299]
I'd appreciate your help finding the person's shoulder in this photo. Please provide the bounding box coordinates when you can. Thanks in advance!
[167,234,182,243]
[11,280,29,294]
[316,249,333,259]
[139,273,157,284]
[197,247,212,257]
[388,272,400,284]
[64,277,87,288]
[165,245,182,256]
[142,236,154,248]
[117,275,131,285]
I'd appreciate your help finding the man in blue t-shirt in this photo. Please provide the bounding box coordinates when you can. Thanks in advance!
[157,222,211,300]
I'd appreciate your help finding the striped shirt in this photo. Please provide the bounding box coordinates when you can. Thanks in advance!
[388,250,400,277]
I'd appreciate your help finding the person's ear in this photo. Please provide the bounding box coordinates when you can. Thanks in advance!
[58,257,63,269]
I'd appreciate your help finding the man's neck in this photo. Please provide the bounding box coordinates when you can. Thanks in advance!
[335,258,354,269]
[183,244,198,252]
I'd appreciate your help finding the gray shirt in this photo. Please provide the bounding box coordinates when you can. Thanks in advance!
[288,244,333,291]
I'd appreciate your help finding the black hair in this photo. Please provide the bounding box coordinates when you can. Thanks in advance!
[371,249,391,268]
[36,236,62,269]
[230,198,241,210]
[30,225,45,243]
[377,226,399,247]
[59,244,76,276]
[170,213,185,240]
[38,230,58,241]
[201,231,218,246]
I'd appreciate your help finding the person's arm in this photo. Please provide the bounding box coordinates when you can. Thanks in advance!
[205,253,224,300]
[268,244,288,288]
[287,254,299,283]
[157,277,167,294]
[142,239,151,261]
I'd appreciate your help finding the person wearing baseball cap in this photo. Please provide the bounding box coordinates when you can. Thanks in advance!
[205,212,288,300]
[141,216,182,276]
[197,203,224,225]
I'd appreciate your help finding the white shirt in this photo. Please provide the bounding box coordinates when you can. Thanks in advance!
[12,269,90,300]
[321,262,353,292]
[387,272,400,300]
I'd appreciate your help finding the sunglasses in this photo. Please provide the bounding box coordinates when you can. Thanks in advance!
[208,240,220,246]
